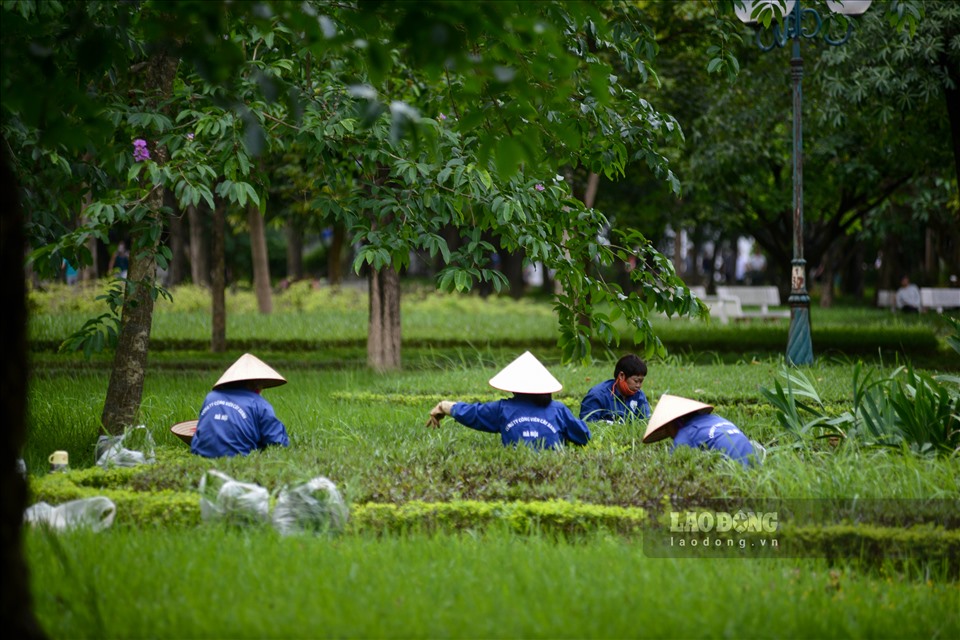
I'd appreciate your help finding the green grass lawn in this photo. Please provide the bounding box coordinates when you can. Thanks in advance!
[25,527,960,639]
[21,282,960,639]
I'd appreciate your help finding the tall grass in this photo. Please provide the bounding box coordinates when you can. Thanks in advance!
[22,362,960,509]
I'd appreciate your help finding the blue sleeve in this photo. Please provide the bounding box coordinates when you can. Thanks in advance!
[255,398,289,448]
[558,403,592,446]
[451,401,502,434]
[636,390,651,419]
[579,384,609,422]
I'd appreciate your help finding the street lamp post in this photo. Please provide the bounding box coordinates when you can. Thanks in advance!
[735,0,872,365]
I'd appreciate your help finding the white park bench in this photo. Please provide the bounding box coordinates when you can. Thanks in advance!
[688,285,745,325]
[919,287,960,313]
[876,289,895,311]
[715,285,791,321]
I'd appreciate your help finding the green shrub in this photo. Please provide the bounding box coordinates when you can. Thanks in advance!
[760,363,960,454]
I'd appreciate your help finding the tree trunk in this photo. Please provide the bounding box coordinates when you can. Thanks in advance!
[566,170,601,327]
[673,228,683,275]
[285,218,303,282]
[100,50,178,435]
[328,221,346,286]
[704,242,719,295]
[1,139,47,639]
[583,172,600,208]
[81,191,98,283]
[924,226,936,282]
[849,241,866,301]
[878,233,900,292]
[211,197,227,352]
[247,201,272,314]
[942,60,960,200]
[188,203,209,286]
[368,265,401,371]
[101,218,160,432]
[501,249,526,299]
[166,189,186,286]
[819,256,835,308]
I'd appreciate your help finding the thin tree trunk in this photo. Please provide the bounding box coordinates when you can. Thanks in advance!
[368,265,401,371]
[80,191,98,283]
[248,201,272,314]
[924,226,936,282]
[501,249,526,299]
[673,227,683,275]
[878,233,900,292]
[166,189,186,286]
[101,51,178,434]
[583,172,600,208]
[820,257,835,308]
[211,197,227,352]
[850,242,866,301]
[285,218,303,282]
[328,221,346,286]
[942,62,960,199]
[188,203,209,286]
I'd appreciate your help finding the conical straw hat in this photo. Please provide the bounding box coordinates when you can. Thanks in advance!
[488,351,562,394]
[170,419,198,445]
[213,353,287,390]
[642,394,714,443]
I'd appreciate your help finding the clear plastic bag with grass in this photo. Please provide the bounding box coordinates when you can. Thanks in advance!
[24,497,117,532]
[198,470,270,525]
[272,476,349,536]
[96,424,156,469]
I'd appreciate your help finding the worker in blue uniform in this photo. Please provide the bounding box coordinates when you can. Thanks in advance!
[579,353,651,423]
[426,351,591,450]
[191,353,290,458]
[642,394,759,467]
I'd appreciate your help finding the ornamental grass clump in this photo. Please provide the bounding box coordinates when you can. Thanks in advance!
[761,362,960,455]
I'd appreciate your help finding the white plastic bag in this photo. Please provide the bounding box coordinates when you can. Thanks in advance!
[750,439,768,464]
[97,425,156,469]
[198,470,270,524]
[272,476,349,536]
[24,497,117,532]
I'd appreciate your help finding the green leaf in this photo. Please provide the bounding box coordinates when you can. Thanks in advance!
[494,137,523,181]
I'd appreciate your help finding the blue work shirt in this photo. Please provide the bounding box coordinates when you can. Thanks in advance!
[191,388,289,458]
[579,379,650,422]
[451,397,591,449]
[671,413,756,467]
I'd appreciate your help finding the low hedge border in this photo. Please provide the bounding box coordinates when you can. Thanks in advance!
[26,473,959,578]
[27,325,942,358]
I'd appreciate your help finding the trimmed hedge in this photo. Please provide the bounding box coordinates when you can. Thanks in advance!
[349,499,648,536]
[26,471,958,577]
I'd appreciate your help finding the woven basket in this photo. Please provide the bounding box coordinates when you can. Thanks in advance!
[170,419,198,445]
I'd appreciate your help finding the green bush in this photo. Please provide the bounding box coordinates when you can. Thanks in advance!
[760,363,960,454]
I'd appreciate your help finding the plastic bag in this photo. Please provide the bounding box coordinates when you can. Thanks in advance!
[24,497,117,532]
[750,439,768,465]
[97,424,156,469]
[272,476,349,536]
[198,470,270,524]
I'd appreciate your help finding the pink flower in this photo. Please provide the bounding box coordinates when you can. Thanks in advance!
[186,132,195,140]
[133,139,151,162]
[535,183,545,192]
[438,113,447,121]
